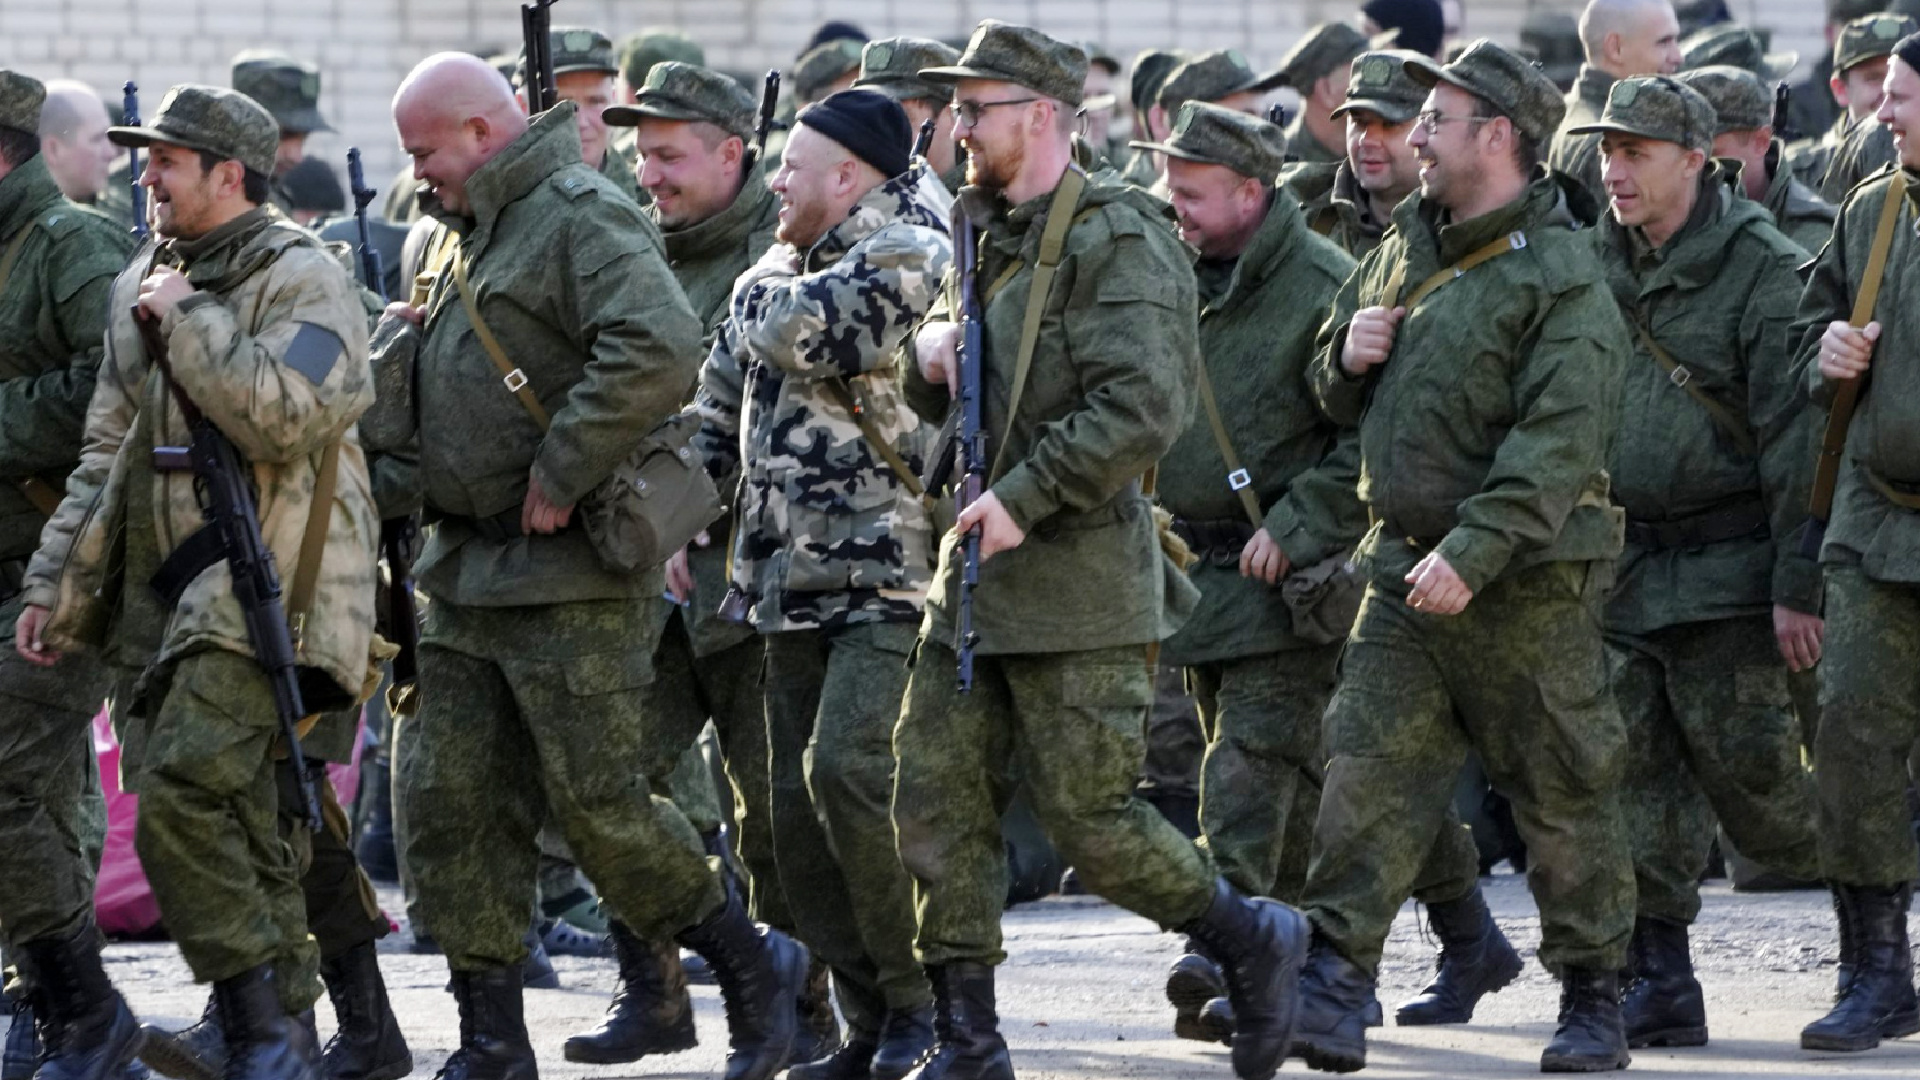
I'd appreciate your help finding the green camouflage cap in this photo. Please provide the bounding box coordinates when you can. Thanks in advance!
[515,27,618,88]
[921,20,1088,107]
[109,84,278,178]
[1333,49,1427,124]
[793,38,865,102]
[1568,74,1715,150]
[1273,23,1371,89]
[1681,25,1798,80]
[1404,39,1567,144]
[602,60,755,137]
[854,37,962,103]
[1835,14,1919,73]
[230,50,329,134]
[1129,49,1188,114]
[1829,0,1884,23]
[0,70,45,135]
[1157,49,1286,111]
[618,28,705,89]
[1673,64,1773,132]
[1130,100,1288,181]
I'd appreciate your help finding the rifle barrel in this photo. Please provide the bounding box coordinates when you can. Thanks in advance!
[123,82,146,237]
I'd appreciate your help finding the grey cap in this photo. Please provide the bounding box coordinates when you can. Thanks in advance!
[1673,64,1773,132]
[110,83,279,178]
[1129,99,1288,181]
[1567,74,1716,151]
[618,29,704,89]
[601,60,756,138]
[1333,49,1428,124]
[0,70,45,135]
[1681,25,1799,80]
[1273,23,1372,89]
[1404,38,1567,144]
[230,50,330,134]
[855,37,963,103]
[1156,49,1285,112]
[1129,48,1188,114]
[793,38,866,102]
[513,26,619,89]
[921,20,1089,107]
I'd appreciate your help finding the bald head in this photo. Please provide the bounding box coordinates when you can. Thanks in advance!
[393,52,530,216]
[1579,0,1683,77]
[38,80,114,201]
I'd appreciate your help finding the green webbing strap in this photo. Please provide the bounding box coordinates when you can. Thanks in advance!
[1192,360,1264,527]
[988,166,1087,483]
[1628,315,1758,458]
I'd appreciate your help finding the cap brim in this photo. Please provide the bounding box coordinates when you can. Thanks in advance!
[1126,139,1228,166]
[1762,52,1800,79]
[602,100,731,129]
[108,125,224,159]
[1401,53,1465,93]
[1331,97,1420,123]
[274,107,333,135]
[1564,119,1687,145]
[553,62,620,77]
[852,76,948,102]
[920,64,1015,86]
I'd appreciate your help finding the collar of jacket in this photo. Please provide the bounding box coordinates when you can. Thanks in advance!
[1605,165,1769,294]
[660,172,776,264]
[1329,159,1393,239]
[1203,186,1309,315]
[1400,168,1577,266]
[1573,65,1616,111]
[964,164,1167,260]
[166,205,290,290]
[456,103,585,237]
[0,156,65,242]
[804,161,950,270]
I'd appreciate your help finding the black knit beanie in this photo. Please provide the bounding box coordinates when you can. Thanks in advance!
[1363,0,1447,58]
[797,89,913,179]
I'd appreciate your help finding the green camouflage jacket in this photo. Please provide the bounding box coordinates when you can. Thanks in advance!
[1819,120,1895,204]
[369,105,703,608]
[1281,158,1394,260]
[1759,144,1838,256]
[1157,188,1363,665]
[25,207,378,702]
[0,158,135,565]
[904,168,1203,655]
[1283,114,1341,166]
[1549,65,1614,201]
[1594,174,1820,634]
[1792,165,1920,583]
[600,139,646,207]
[696,164,951,631]
[1312,172,1628,594]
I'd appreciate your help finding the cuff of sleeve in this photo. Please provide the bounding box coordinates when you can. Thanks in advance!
[532,449,593,510]
[1774,557,1825,616]
[992,466,1054,535]
[1265,500,1334,570]
[1433,527,1511,596]
[20,583,56,612]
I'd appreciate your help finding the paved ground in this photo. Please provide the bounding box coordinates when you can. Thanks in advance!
[13,872,1920,1078]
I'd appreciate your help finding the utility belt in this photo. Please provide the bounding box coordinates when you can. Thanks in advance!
[1170,516,1257,566]
[1868,469,1920,511]
[1623,497,1767,552]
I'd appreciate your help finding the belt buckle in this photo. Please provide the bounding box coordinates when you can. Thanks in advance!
[503,368,529,393]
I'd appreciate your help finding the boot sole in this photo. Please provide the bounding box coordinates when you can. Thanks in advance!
[1167,966,1226,1014]
[1540,1050,1631,1072]
[136,1029,221,1080]
[331,1054,416,1080]
[1174,1005,1234,1046]
[1395,941,1527,1027]
[1297,1034,1365,1074]
[1627,1025,1708,1049]
[563,1027,698,1065]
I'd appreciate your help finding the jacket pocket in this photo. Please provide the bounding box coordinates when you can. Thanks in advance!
[782,479,926,594]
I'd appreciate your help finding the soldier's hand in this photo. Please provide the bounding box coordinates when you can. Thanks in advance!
[1818,320,1878,381]
[664,530,709,604]
[1341,306,1405,376]
[956,491,1025,560]
[14,604,59,667]
[1773,604,1824,672]
[1240,528,1291,585]
[384,300,425,327]
[521,471,575,536]
[1404,551,1472,615]
[916,322,962,397]
[137,266,195,321]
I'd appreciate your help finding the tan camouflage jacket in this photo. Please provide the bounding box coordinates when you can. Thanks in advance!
[694,163,953,631]
[24,207,379,704]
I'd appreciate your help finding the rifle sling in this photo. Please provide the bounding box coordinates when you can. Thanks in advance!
[1380,230,1527,311]
[451,244,551,431]
[987,166,1088,483]
[1191,358,1264,528]
[821,379,924,496]
[1810,169,1908,522]
[1627,315,1758,458]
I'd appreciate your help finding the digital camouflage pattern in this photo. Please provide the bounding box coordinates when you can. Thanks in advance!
[1675,65,1842,254]
[603,60,755,139]
[855,37,963,103]
[1679,25,1798,81]
[1567,75,1715,151]
[1130,101,1289,187]
[230,51,330,134]
[1281,160,1394,260]
[1834,14,1917,75]
[1155,50,1283,113]
[1817,117,1896,203]
[694,162,951,632]
[1272,23,1371,94]
[1283,114,1341,166]
[1550,65,1617,201]
[108,84,280,182]
[1335,50,1427,126]
[616,28,705,92]
[1406,41,1568,145]
[922,20,1089,108]
[794,39,867,102]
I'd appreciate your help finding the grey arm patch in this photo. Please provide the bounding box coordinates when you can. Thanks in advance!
[283,322,345,386]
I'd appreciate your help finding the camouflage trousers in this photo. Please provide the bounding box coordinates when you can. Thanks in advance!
[135,650,320,1013]
[894,640,1216,966]
[1304,562,1634,975]
[1608,614,1819,924]
[1814,565,1920,886]
[274,755,387,962]
[401,597,723,971]
[764,622,928,1029]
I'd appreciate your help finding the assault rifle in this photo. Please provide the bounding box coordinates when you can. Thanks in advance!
[951,214,986,691]
[912,116,937,160]
[137,308,321,832]
[520,0,561,113]
[744,70,781,174]
[346,149,385,300]
[1267,102,1287,128]
[123,83,146,237]
[1773,82,1796,144]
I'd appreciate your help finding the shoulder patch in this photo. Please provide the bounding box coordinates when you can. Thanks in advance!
[551,170,600,201]
[282,321,345,386]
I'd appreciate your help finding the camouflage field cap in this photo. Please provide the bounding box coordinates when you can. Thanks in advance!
[618,29,705,89]
[1129,48,1188,114]
[1272,23,1372,89]
[1333,49,1427,123]
[514,26,618,89]
[1567,74,1715,150]
[1404,39,1567,144]
[1836,14,1919,73]
[0,70,46,135]
[794,38,866,101]
[855,37,962,103]
[1129,100,1288,181]
[1829,0,1885,23]
[1681,25,1798,80]
[110,84,279,178]
[921,20,1088,107]
[1157,50,1286,111]
[1673,65,1773,132]
[230,50,330,134]
[602,60,756,137]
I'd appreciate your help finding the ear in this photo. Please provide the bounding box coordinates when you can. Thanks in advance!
[1830,73,1850,107]
[1603,30,1624,67]
[1684,146,1708,177]
[216,157,248,198]
[467,115,491,148]
[721,135,744,169]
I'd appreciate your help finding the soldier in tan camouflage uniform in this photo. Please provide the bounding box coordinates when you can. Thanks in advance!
[1283,50,1428,259]
[1269,24,1371,166]
[855,38,965,192]
[1551,0,1683,200]
[1679,65,1840,256]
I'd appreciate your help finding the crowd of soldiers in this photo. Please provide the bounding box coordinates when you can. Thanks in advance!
[3,0,1920,1078]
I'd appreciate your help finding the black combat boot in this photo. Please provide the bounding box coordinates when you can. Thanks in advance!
[1540,968,1629,1072]
[901,963,1013,1080]
[1177,879,1310,1080]
[1801,883,1920,1052]
[786,1028,875,1080]
[138,994,224,1080]
[434,967,534,1080]
[675,887,809,1080]
[1290,937,1374,1074]
[790,956,841,1065]
[1394,889,1524,1026]
[1165,942,1228,1043]
[215,966,318,1080]
[1619,916,1707,1048]
[870,1005,936,1080]
[1832,885,1859,1000]
[318,942,411,1080]
[562,921,696,1063]
[18,921,143,1080]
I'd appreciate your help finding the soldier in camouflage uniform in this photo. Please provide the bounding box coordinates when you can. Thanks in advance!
[366,54,804,1080]
[1283,50,1427,259]
[1818,106,1898,201]
[1290,43,1637,1074]
[795,40,867,107]
[1787,16,1914,188]
[898,24,1312,1080]
[0,68,141,1080]
[693,88,951,1080]
[1787,0,1883,142]
[1270,24,1371,166]
[230,52,333,216]
[855,38,965,192]
[1789,32,1920,1056]
[1117,49,1188,189]
[19,84,378,1079]
[1679,66,1840,255]
[602,29,707,207]
[1131,51,1285,198]
[514,28,644,206]
[1571,75,1823,1051]
[1550,0,1682,201]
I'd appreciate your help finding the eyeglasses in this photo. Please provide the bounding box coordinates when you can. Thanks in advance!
[1415,110,1492,136]
[950,97,1040,127]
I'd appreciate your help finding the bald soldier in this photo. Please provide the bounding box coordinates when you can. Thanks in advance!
[368,54,806,1080]
[1270,24,1372,165]
[854,37,965,191]
[36,80,117,205]
[1551,0,1684,199]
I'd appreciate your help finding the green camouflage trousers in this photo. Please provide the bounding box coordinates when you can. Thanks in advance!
[1814,565,1920,886]
[401,597,723,970]
[136,650,319,1013]
[274,755,387,961]
[893,640,1216,966]
[1304,562,1634,975]
[764,622,928,1029]
[1608,614,1819,924]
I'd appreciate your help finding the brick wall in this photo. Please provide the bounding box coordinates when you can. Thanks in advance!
[0,0,1829,208]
